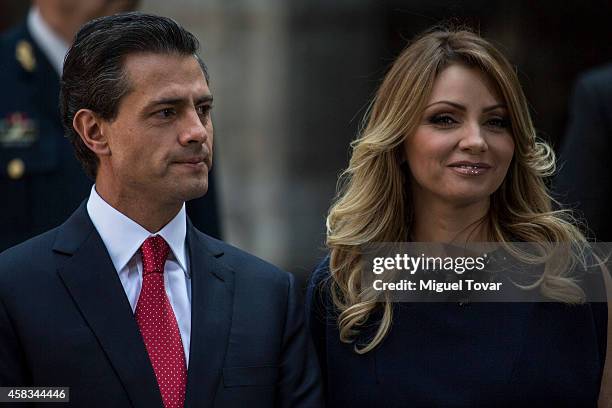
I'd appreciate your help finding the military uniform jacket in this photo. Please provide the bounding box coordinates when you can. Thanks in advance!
[0,22,92,251]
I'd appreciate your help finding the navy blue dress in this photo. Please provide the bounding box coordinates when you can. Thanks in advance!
[306,256,607,407]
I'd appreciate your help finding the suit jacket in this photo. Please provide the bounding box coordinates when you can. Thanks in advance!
[0,203,323,407]
[0,21,222,251]
[555,63,612,241]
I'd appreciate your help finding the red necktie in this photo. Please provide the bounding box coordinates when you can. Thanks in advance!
[135,235,187,408]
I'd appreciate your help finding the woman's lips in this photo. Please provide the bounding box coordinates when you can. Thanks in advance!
[447,162,492,176]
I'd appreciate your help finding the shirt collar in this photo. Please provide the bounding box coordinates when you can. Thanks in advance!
[27,6,70,76]
[86,185,189,276]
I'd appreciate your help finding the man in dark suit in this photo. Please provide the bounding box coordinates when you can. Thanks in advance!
[0,0,221,252]
[0,12,322,408]
[555,63,612,241]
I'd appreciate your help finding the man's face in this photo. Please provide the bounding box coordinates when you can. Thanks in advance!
[99,53,213,207]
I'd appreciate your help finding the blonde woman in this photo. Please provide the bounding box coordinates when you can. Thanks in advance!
[307,27,611,406]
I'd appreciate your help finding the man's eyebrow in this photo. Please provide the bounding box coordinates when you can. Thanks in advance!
[424,101,507,112]
[143,94,213,111]
[195,95,214,105]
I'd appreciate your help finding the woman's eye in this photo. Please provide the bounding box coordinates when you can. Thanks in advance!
[429,115,457,127]
[486,117,510,129]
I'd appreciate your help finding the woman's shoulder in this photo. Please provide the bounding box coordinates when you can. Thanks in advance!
[309,254,332,286]
[579,244,610,305]
[307,254,333,302]
[306,254,334,321]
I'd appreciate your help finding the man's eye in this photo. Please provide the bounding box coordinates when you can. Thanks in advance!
[156,108,175,118]
[429,114,457,127]
[196,105,212,116]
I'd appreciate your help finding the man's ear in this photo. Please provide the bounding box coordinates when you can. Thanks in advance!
[73,109,111,156]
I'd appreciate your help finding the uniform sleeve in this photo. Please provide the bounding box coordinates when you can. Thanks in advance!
[555,73,612,240]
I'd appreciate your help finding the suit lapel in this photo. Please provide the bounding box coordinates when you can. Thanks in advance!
[54,204,164,408]
[184,225,235,408]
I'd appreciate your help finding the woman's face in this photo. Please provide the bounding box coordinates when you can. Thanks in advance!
[403,64,514,208]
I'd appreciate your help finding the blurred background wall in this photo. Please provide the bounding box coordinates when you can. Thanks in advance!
[2,0,611,284]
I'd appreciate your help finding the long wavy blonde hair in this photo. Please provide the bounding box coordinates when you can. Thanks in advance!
[326,27,588,354]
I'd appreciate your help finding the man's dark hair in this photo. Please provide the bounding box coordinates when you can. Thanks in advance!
[60,12,210,179]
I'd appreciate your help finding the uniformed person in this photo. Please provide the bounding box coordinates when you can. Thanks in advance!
[0,1,222,251]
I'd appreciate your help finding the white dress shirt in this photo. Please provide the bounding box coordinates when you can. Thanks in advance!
[86,186,192,365]
[27,7,69,76]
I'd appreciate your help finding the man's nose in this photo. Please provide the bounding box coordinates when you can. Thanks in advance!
[458,122,488,153]
[178,108,207,146]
